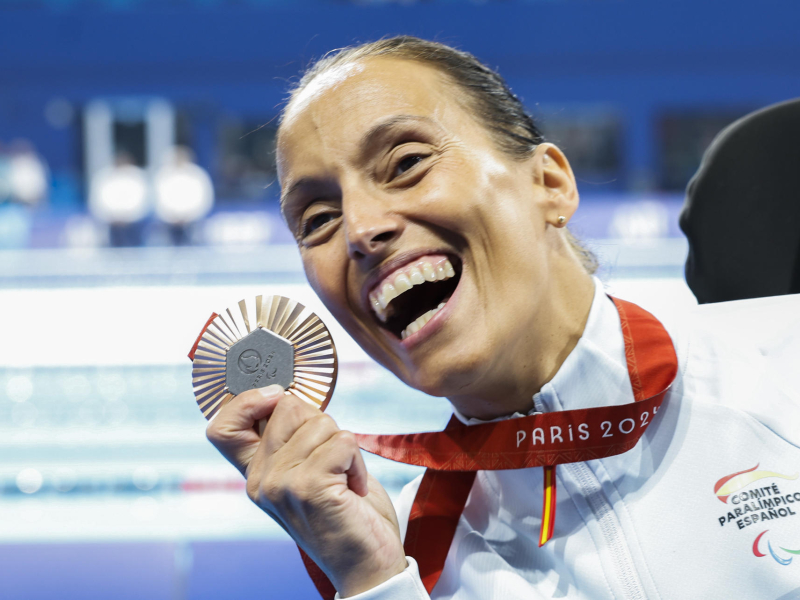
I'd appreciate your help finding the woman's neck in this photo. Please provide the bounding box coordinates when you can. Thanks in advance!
[447,268,596,421]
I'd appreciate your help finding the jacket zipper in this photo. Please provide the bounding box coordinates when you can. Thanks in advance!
[565,460,647,600]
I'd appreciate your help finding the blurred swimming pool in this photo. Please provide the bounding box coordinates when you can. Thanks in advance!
[0,240,696,598]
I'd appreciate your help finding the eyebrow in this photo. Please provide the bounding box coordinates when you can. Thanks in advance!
[280,176,324,214]
[280,114,437,209]
[357,114,438,161]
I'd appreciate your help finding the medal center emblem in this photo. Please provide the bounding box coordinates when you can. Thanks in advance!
[225,327,295,396]
[238,349,262,374]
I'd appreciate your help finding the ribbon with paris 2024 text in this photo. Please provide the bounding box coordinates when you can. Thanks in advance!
[298,296,678,598]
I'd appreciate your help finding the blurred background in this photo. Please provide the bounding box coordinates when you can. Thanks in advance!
[0,1,798,598]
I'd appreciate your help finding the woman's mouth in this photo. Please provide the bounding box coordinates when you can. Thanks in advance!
[367,254,462,340]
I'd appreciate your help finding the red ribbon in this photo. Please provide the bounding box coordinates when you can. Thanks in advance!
[299,297,678,598]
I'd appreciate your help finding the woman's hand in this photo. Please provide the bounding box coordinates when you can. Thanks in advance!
[206,384,408,597]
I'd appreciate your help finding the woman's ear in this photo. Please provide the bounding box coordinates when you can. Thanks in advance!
[532,143,579,227]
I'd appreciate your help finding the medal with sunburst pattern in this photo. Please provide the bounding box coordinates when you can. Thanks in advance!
[188,295,338,420]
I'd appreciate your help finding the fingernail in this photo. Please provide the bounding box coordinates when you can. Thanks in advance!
[259,385,284,400]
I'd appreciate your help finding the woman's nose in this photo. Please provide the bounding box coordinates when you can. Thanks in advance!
[344,204,402,261]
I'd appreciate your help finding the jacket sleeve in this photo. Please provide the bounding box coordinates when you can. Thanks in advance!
[689,294,800,448]
[333,556,430,600]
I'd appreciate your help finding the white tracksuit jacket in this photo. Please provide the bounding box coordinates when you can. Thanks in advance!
[339,279,800,600]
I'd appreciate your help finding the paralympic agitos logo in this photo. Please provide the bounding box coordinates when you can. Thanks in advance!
[714,464,800,566]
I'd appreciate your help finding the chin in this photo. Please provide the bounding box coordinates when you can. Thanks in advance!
[395,345,489,399]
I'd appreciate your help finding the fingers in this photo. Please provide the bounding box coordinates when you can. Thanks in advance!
[261,391,322,458]
[278,423,368,497]
[251,427,369,514]
[206,384,285,475]
[274,412,340,466]
[247,392,325,480]
[246,395,369,507]
[308,430,369,497]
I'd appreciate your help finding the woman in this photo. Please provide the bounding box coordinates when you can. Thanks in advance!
[207,37,800,599]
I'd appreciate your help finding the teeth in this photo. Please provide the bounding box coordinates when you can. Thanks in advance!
[368,256,459,324]
[394,273,412,293]
[401,302,447,340]
[421,263,436,282]
[379,283,397,309]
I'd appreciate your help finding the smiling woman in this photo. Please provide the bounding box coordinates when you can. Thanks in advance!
[276,39,597,415]
[205,36,800,600]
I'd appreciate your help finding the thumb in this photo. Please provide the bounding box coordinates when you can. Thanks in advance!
[206,385,285,475]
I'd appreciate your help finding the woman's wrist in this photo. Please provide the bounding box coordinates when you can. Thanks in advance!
[335,555,409,598]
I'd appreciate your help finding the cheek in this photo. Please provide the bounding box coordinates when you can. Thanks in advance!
[413,162,489,233]
[419,154,523,236]
[302,248,348,315]
[302,247,368,339]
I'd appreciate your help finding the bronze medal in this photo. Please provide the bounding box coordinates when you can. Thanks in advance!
[188,295,338,420]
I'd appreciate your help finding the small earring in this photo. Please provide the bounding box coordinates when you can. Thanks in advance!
[557,216,566,225]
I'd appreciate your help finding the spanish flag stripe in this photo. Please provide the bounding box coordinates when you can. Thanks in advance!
[539,465,557,546]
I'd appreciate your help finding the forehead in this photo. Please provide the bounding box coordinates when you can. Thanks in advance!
[277,58,470,175]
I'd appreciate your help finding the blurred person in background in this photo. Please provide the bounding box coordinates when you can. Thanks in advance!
[154,145,214,246]
[0,139,49,248]
[88,151,149,247]
[205,37,800,599]
[681,98,800,303]
[6,139,49,207]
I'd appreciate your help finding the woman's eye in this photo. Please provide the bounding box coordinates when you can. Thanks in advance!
[304,212,335,236]
[393,154,424,178]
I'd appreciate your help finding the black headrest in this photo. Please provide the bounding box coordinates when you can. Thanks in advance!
[679,98,800,303]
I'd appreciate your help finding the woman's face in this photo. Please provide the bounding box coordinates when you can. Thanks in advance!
[277,58,575,402]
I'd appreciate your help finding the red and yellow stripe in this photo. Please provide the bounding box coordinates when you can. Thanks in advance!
[539,465,557,546]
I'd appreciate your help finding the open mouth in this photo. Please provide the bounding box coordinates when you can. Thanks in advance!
[368,255,462,340]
